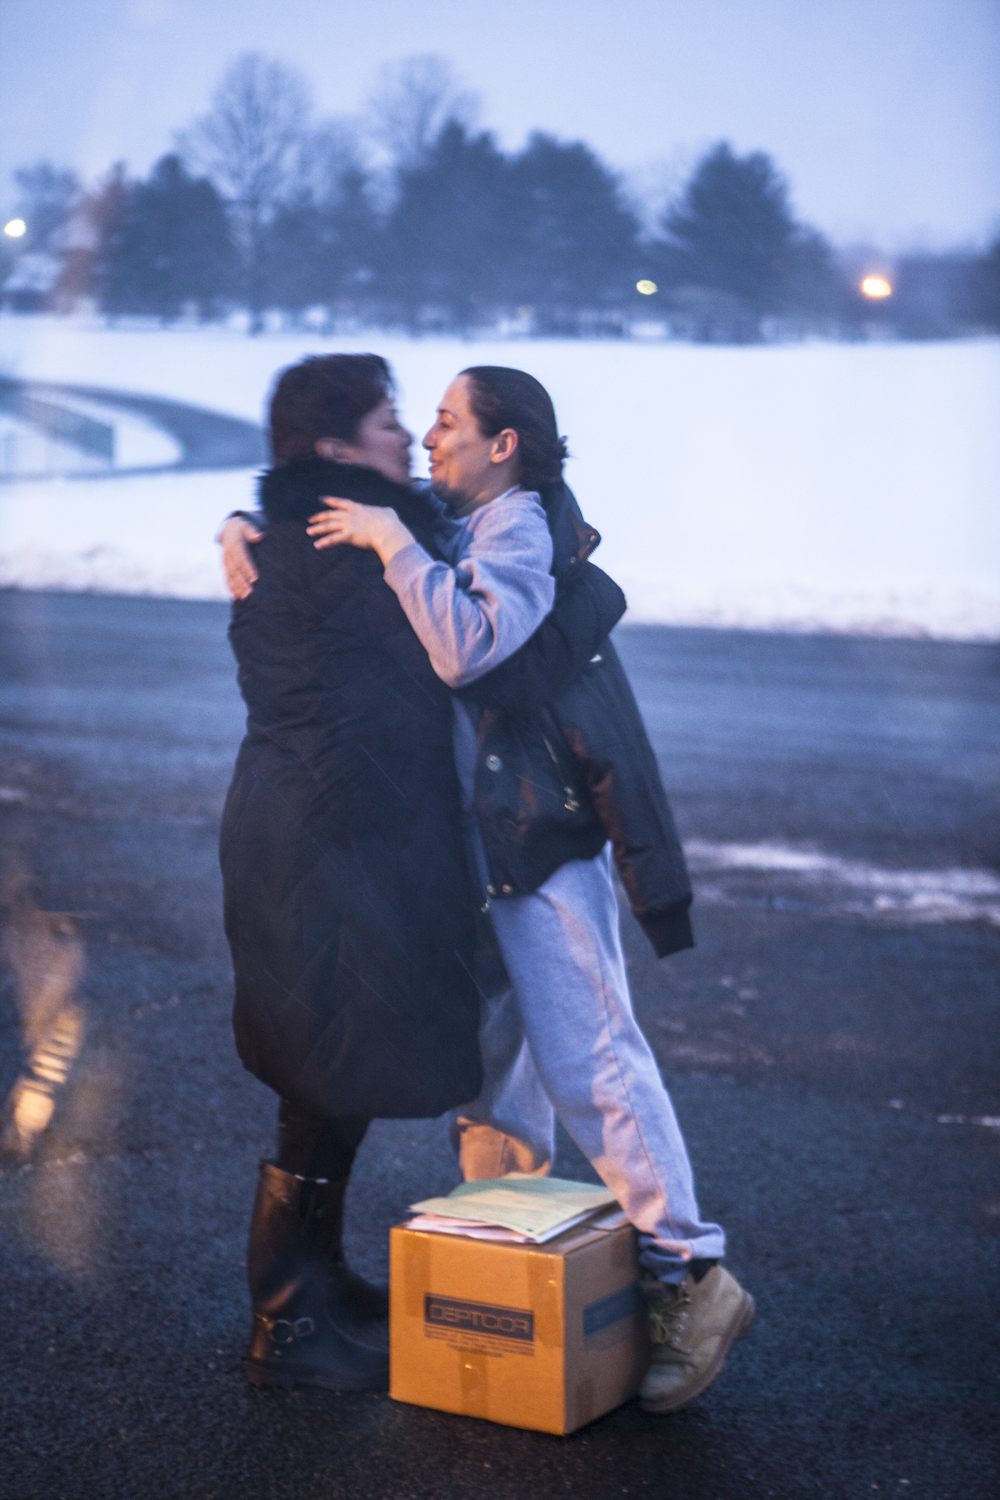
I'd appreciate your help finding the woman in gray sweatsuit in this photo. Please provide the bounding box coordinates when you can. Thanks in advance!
[309,364,754,1415]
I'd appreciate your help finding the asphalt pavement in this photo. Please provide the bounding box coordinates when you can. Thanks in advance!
[0,589,997,1500]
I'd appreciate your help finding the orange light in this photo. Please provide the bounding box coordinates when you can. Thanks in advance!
[861,275,892,299]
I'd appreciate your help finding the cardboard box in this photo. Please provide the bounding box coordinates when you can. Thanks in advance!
[389,1213,649,1434]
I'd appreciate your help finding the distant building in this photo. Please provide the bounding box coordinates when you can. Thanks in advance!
[1,252,62,312]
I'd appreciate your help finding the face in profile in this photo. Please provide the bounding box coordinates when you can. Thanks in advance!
[317,396,413,484]
[423,375,515,502]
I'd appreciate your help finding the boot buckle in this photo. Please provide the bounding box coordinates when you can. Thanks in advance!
[267,1316,316,1344]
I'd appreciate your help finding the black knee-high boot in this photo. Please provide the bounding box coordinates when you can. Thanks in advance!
[271,1101,389,1322]
[246,1161,389,1391]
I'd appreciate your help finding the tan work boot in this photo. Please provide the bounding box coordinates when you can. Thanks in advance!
[639,1265,754,1413]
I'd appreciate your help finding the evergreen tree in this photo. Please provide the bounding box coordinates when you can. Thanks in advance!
[654,142,836,323]
[967,238,1000,330]
[780,227,841,320]
[98,155,235,317]
[263,164,379,316]
[506,133,639,327]
[381,121,510,329]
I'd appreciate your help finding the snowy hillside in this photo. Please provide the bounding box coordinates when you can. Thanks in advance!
[1,317,997,637]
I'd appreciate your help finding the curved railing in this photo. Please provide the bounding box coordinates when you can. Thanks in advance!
[0,377,267,480]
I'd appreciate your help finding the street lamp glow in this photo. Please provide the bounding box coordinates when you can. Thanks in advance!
[3,218,27,238]
[636,279,658,295]
[861,275,892,299]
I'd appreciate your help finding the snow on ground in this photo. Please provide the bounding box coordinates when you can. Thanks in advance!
[0,466,252,598]
[685,840,1000,927]
[1,316,997,636]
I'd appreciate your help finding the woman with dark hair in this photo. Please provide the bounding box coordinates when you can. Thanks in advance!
[458,365,568,489]
[307,364,754,1416]
[219,354,625,1394]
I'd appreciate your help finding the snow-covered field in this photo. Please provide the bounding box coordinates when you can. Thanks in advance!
[1,316,997,637]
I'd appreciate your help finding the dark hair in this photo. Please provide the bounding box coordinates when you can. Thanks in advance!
[268,353,393,464]
[460,366,568,492]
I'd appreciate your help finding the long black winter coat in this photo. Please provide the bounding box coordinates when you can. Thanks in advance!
[220,458,625,1120]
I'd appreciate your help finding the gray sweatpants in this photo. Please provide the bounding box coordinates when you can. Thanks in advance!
[452,833,727,1281]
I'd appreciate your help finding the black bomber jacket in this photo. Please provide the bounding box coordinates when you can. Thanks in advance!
[457,482,694,959]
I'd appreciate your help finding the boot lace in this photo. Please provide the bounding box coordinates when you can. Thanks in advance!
[648,1283,692,1352]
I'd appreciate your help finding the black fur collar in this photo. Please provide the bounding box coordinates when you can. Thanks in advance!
[257,457,415,525]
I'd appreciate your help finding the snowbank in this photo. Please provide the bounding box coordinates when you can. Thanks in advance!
[1,317,997,637]
[0,466,249,600]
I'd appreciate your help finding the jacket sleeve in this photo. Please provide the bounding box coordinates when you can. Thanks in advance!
[381,494,555,688]
[456,562,627,713]
[554,641,694,958]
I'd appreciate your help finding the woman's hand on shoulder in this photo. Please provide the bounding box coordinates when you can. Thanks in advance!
[217,516,262,600]
[307,498,415,567]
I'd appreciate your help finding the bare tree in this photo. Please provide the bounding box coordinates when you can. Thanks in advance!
[365,55,477,171]
[13,161,80,251]
[179,52,312,328]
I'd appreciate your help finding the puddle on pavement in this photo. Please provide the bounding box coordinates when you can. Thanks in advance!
[1,869,87,1156]
[0,864,119,1285]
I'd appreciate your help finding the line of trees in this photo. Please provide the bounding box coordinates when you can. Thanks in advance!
[3,52,998,341]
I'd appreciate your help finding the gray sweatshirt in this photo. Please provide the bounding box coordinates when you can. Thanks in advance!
[382,487,555,688]
[382,486,556,812]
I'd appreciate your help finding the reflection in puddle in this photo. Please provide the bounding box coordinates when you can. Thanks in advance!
[0,868,114,1285]
[2,1006,84,1156]
[1,872,86,1158]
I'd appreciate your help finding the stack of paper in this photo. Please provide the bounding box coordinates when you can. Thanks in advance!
[408,1173,621,1244]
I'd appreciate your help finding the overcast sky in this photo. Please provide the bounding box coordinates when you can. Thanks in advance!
[2,0,998,249]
